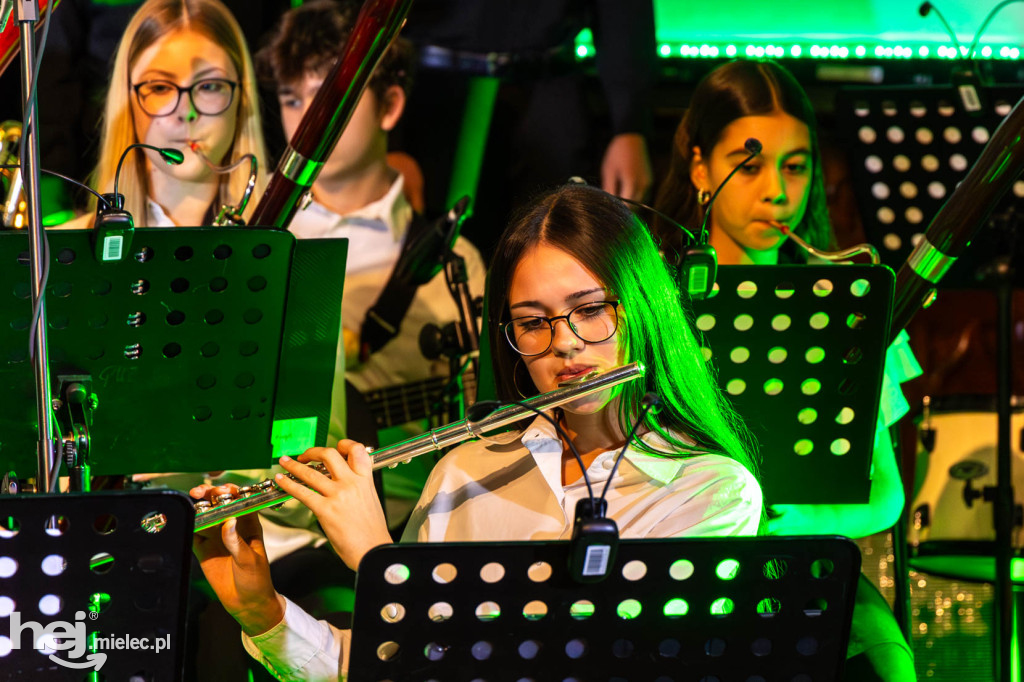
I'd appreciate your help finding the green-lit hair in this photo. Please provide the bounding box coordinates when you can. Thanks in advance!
[487,184,760,479]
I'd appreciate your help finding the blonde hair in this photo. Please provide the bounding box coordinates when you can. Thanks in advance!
[91,0,267,226]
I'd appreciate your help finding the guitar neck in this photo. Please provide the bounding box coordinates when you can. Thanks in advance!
[361,359,478,429]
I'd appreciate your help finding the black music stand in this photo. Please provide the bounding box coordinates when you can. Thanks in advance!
[0,490,193,681]
[836,84,1024,288]
[691,264,893,504]
[349,536,861,680]
[0,228,345,476]
[838,85,1024,679]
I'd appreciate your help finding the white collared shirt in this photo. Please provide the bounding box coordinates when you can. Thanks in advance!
[404,416,762,542]
[288,174,411,273]
[242,418,763,680]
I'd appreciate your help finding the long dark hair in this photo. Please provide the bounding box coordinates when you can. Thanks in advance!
[486,184,759,477]
[654,60,832,261]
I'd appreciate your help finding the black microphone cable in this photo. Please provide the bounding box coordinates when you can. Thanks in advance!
[698,137,763,245]
[597,393,662,506]
[467,399,594,508]
[967,0,1024,60]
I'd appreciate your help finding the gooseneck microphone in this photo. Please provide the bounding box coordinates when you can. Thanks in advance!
[918,2,965,56]
[676,137,762,302]
[698,137,763,245]
[919,1,985,113]
[95,143,184,262]
[111,143,185,208]
[472,389,664,584]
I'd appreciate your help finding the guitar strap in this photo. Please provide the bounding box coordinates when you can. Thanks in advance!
[358,211,437,362]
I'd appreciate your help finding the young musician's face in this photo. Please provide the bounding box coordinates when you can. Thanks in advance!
[278,74,397,183]
[692,111,812,257]
[129,30,240,184]
[508,243,623,414]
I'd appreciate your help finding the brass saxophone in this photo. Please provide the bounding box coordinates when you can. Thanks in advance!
[189,362,646,531]
[0,120,25,228]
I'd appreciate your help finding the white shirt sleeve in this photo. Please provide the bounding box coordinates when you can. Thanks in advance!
[241,597,349,681]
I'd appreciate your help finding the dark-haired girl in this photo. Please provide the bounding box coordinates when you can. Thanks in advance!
[193,184,763,680]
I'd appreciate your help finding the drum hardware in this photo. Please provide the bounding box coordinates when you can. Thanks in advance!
[190,362,645,531]
[949,459,988,480]
[920,395,936,453]
[961,476,994,508]
[908,401,1024,585]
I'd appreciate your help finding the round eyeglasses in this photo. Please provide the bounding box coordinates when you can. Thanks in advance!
[503,301,620,356]
[132,79,238,118]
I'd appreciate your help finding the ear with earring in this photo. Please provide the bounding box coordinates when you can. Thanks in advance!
[696,187,711,206]
[512,358,535,400]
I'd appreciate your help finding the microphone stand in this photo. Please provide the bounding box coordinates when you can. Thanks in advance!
[15,0,56,492]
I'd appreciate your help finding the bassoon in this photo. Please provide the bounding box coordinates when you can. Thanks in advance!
[249,0,413,229]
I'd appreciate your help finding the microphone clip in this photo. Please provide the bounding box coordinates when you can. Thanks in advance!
[92,192,134,263]
[569,497,619,584]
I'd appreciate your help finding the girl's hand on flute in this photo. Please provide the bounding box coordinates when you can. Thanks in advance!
[276,441,392,571]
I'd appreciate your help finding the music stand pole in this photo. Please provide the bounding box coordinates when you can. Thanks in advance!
[14,0,57,492]
[992,256,1015,682]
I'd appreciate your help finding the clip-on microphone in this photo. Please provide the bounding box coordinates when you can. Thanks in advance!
[565,176,716,300]
[467,395,614,583]
[919,1,986,114]
[94,143,184,262]
[570,392,663,583]
[681,137,764,300]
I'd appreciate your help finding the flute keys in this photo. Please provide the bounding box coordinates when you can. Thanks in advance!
[194,501,212,512]
[214,493,234,506]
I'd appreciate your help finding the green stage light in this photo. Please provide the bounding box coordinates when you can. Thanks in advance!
[574,29,1021,62]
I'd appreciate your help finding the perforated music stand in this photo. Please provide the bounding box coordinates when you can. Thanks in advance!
[690,264,893,504]
[836,84,1024,287]
[0,227,345,475]
[348,536,860,680]
[0,490,193,681]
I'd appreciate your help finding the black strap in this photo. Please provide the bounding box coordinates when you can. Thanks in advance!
[359,212,439,360]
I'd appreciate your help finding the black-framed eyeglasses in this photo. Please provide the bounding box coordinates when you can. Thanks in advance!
[503,301,620,357]
[132,78,238,117]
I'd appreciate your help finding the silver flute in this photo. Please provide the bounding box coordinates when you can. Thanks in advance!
[191,362,645,531]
